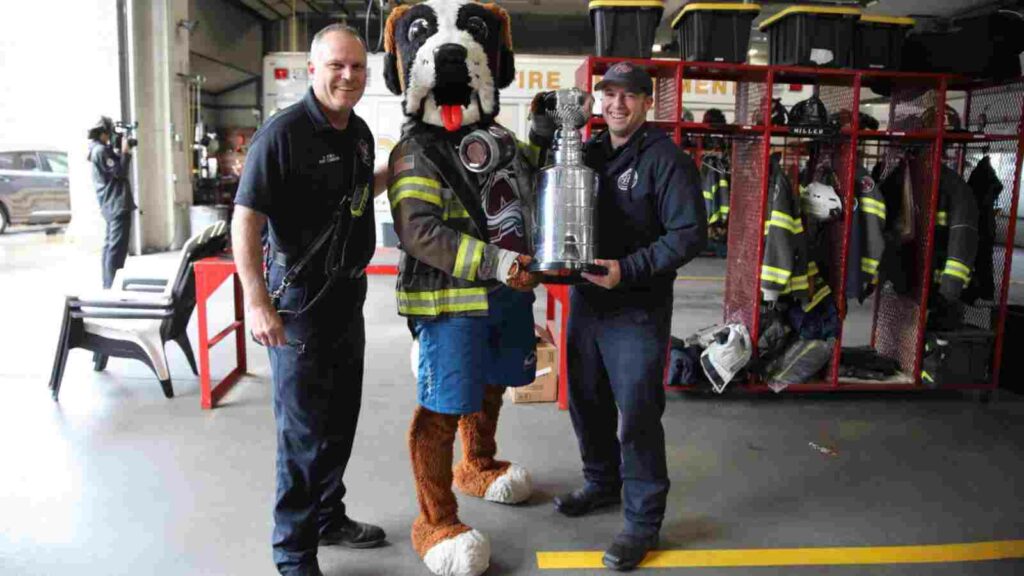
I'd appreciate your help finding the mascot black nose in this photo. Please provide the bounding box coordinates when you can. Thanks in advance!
[434,44,468,66]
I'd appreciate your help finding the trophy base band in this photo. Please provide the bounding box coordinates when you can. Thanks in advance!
[528,261,608,285]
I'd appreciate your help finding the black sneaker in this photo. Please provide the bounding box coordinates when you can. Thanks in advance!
[602,532,658,572]
[553,487,621,517]
[319,518,386,549]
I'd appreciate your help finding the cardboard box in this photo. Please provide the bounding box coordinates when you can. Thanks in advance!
[505,325,558,404]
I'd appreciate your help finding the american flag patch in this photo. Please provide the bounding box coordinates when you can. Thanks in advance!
[393,154,415,175]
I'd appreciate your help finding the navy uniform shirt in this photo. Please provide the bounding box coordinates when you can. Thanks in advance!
[235,88,376,275]
[578,123,706,310]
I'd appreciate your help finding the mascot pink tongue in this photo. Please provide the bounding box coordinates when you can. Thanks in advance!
[441,104,463,132]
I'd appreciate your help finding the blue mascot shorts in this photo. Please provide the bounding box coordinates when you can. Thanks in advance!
[412,286,536,415]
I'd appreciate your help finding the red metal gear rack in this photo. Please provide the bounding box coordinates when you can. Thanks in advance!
[575,56,1023,393]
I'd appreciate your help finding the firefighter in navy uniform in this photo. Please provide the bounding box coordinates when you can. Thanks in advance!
[232,25,385,576]
[552,62,706,572]
[87,116,136,289]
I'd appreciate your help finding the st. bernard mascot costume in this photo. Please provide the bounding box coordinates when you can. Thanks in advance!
[383,1,550,575]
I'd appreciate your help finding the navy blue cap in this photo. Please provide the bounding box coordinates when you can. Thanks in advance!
[594,61,653,95]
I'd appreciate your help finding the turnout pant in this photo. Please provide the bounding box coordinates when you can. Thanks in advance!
[566,289,672,538]
[101,211,132,288]
[268,271,368,574]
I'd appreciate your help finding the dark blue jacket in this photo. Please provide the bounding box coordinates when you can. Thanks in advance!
[578,124,706,310]
[88,140,136,220]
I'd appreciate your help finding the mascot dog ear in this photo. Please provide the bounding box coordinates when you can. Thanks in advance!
[383,4,414,96]
[480,3,515,89]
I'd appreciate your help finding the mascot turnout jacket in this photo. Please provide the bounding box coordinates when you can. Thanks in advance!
[701,155,730,226]
[388,123,539,318]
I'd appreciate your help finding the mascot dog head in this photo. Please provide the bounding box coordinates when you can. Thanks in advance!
[384,0,515,132]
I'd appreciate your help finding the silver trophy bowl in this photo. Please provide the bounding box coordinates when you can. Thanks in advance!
[529,88,606,283]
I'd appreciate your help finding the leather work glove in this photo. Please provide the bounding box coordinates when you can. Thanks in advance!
[529,91,557,144]
[495,249,541,292]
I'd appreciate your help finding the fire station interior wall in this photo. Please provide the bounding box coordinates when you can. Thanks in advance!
[189,0,263,131]
[0,0,120,250]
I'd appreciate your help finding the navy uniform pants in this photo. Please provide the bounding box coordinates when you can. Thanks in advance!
[101,211,132,288]
[267,264,367,574]
[566,288,672,539]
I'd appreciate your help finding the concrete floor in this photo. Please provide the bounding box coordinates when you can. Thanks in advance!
[1,226,1023,576]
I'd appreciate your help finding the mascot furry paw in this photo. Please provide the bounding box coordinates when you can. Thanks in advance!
[385,2,543,575]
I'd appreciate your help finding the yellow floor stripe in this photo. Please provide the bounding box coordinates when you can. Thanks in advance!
[676,276,725,282]
[537,540,1024,570]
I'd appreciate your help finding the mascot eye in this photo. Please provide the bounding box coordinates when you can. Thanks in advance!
[407,18,432,44]
[465,16,488,41]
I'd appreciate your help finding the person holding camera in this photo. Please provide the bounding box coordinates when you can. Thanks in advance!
[87,116,137,289]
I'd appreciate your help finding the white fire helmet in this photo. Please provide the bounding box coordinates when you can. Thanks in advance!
[802,181,843,222]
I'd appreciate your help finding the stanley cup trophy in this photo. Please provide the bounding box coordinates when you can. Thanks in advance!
[529,88,606,283]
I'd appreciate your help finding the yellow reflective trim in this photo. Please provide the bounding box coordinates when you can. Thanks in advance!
[467,240,484,282]
[946,258,971,274]
[454,236,472,278]
[861,197,886,211]
[721,206,730,213]
[761,265,791,282]
[861,257,879,273]
[393,176,440,190]
[719,179,729,188]
[862,206,887,219]
[803,284,832,312]
[399,287,487,301]
[942,265,971,283]
[921,370,934,383]
[390,190,442,209]
[766,212,804,235]
[703,190,715,200]
[936,211,948,226]
[808,261,820,276]
[709,213,721,224]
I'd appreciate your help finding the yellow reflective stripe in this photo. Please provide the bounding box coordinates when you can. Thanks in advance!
[787,274,809,291]
[719,179,729,188]
[861,257,879,274]
[921,370,934,383]
[390,190,442,208]
[942,258,972,282]
[709,213,721,224]
[397,287,489,315]
[936,211,948,226]
[703,190,715,200]
[468,239,484,281]
[767,210,804,234]
[807,261,820,276]
[453,235,486,281]
[803,284,832,312]
[393,176,441,190]
[861,197,886,213]
[720,206,730,214]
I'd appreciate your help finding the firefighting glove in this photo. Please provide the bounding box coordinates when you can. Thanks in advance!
[496,249,540,292]
[529,91,557,145]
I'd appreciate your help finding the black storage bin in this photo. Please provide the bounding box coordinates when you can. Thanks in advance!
[998,305,1024,391]
[921,328,994,388]
[672,3,761,64]
[759,5,861,68]
[902,13,1024,79]
[590,0,664,58]
[855,15,914,70]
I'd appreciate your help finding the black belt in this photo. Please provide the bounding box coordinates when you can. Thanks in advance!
[271,249,366,279]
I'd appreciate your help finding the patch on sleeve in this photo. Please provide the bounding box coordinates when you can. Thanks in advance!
[393,154,415,176]
[105,157,115,168]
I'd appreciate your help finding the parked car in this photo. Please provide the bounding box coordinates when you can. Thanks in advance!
[0,148,71,234]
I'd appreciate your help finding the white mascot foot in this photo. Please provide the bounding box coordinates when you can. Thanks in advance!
[423,530,491,576]
[483,463,532,504]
